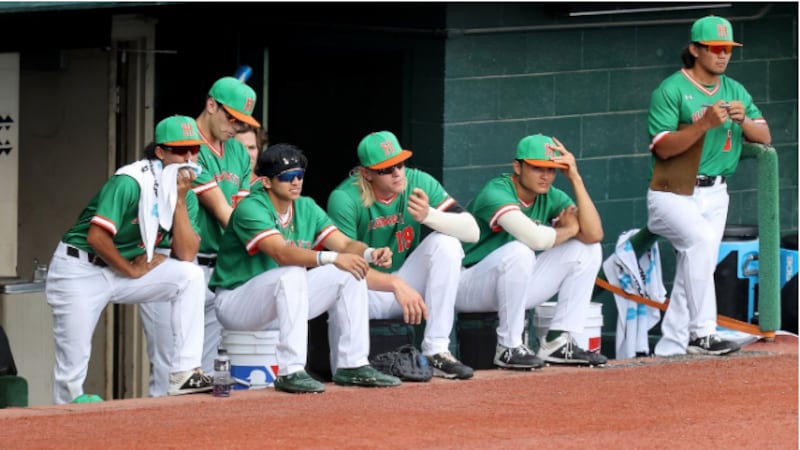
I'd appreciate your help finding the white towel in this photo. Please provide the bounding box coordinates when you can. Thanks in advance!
[116,160,201,262]
[602,228,666,359]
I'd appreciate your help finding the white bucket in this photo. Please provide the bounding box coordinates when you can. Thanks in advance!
[533,302,603,353]
[221,330,279,390]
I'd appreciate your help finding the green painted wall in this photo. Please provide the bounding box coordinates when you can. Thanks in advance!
[441,3,798,258]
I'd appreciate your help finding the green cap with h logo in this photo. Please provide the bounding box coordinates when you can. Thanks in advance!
[208,76,261,127]
[155,115,204,147]
[516,134,567,169]
[691,16,742,46]
[357,131,413,169]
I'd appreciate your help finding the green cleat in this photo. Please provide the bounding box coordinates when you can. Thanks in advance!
[71,394,103,404]
[333,365,402,387]
[274,371,325,394]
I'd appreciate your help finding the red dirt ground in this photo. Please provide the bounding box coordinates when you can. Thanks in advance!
[1,335,797,449]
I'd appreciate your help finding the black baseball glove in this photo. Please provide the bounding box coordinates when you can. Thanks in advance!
[369,344,433,382]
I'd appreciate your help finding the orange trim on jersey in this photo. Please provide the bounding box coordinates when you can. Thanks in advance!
[246,229,282,254]
[198,128,224,157]
[192,181,219,195]
[277,204,294,228]
[434,197,456,211]
[312,225,338,250]
[90,215,118,236]
[376,193,398,205]
[489,204,520,229]
[649,131,671,152]
[680,68,720,96]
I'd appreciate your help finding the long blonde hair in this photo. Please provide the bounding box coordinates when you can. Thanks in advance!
[351,166,377,208]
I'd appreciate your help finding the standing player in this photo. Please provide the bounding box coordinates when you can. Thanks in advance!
[458,134,607,367]
[647,16,770,356]
[46,116,212,404]
[327,131,480,379]
[140,76,261,378]
[211,143,400,393]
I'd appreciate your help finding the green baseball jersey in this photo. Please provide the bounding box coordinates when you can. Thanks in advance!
[209,187,336,291]
[157,190,200,249]
[327,168,456,273]
[462,174,574,267]
[62,174,198,260]
[192,134,252,254]
[647,68,765,177]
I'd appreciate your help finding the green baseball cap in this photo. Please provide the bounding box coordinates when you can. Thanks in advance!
[208,76,261,127]
[691,16,742,47]
[516,134,567,169]
[155,115,204,147]
[357,131,413,169]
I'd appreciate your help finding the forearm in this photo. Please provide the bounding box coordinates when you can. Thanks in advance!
[652,123,709,159]
[365,269,400,292]
[86,225,136,277]
[570,177,603,243]
[422,208,480,243]
[740,118,771,145]
[170,199,200,261]
[198,187,234,227]
[498,211,557,251]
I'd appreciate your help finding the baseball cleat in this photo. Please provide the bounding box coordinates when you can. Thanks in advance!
[494,344,545,370]
[333,365,401,387]
[168,368,213,396]
[274,371,326,394]
[687,333,740,356]
[536,333,608,366]
[426,351,474,379]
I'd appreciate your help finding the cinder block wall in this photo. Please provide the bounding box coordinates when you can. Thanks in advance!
[441,4,798,258]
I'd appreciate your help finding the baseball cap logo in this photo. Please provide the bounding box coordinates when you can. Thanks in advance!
[244,97,255,113]
[544,144,557,158]
[717,24,729,38]
[380,139,396,156]
[181,122,194,137]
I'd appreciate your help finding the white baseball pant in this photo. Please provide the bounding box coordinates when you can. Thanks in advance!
[214,265,370,376]
[138,252,218,396]
[648,183,729,356]
[46,241,206,404]
[456,239,602,348]
[356,232,463,356]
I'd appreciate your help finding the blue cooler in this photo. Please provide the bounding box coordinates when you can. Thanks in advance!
[780,234,798,333]
[780,234,798,288]
[714,224,759,323]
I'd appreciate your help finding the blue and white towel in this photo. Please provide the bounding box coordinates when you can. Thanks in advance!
[116,159,201,262]
[602,228,666,359]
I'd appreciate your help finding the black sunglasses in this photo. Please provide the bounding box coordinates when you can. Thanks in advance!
[162,145,201,156]
[374,162,405,175]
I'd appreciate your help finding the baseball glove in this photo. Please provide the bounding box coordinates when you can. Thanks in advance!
[369,344,433,382]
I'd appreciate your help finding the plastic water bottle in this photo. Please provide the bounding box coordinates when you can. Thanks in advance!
[213,347,231,398]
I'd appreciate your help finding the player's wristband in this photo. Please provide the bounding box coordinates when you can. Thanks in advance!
[362,247,376,263]
[317,251,338,266]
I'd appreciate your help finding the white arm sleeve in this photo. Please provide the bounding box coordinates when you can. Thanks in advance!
[421,207,480,243]
[497,209,556,251]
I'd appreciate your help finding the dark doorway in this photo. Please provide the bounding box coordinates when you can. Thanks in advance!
[266,45,404,206]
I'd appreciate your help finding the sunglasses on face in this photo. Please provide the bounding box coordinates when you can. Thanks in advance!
[162,145,200,156]
[275,168,305,182]
[217,103,247,128]
[699,44,733,55]
[374,162,405,175]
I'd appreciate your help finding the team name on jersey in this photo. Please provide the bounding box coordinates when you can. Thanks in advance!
[286,240,313,249]
[369,214,404,230]
[213,171,241,186]
[691,107,706,123]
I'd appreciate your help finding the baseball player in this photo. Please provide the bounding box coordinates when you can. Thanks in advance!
[46,116,212,404]
[210,143,400,393]
[458,134,608,367]
[326,131,480,379]
[234,125,268,185]
[647,16,771,356]
[140,77,260,378]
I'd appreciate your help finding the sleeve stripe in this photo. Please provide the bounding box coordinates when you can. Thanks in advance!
[90,216,118,236]
[245,229,281,254]
[435,197,456,211]
[312,225,338,250]
[192,181,219,195]
[649,131,670,152]
[489,204,520,229]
